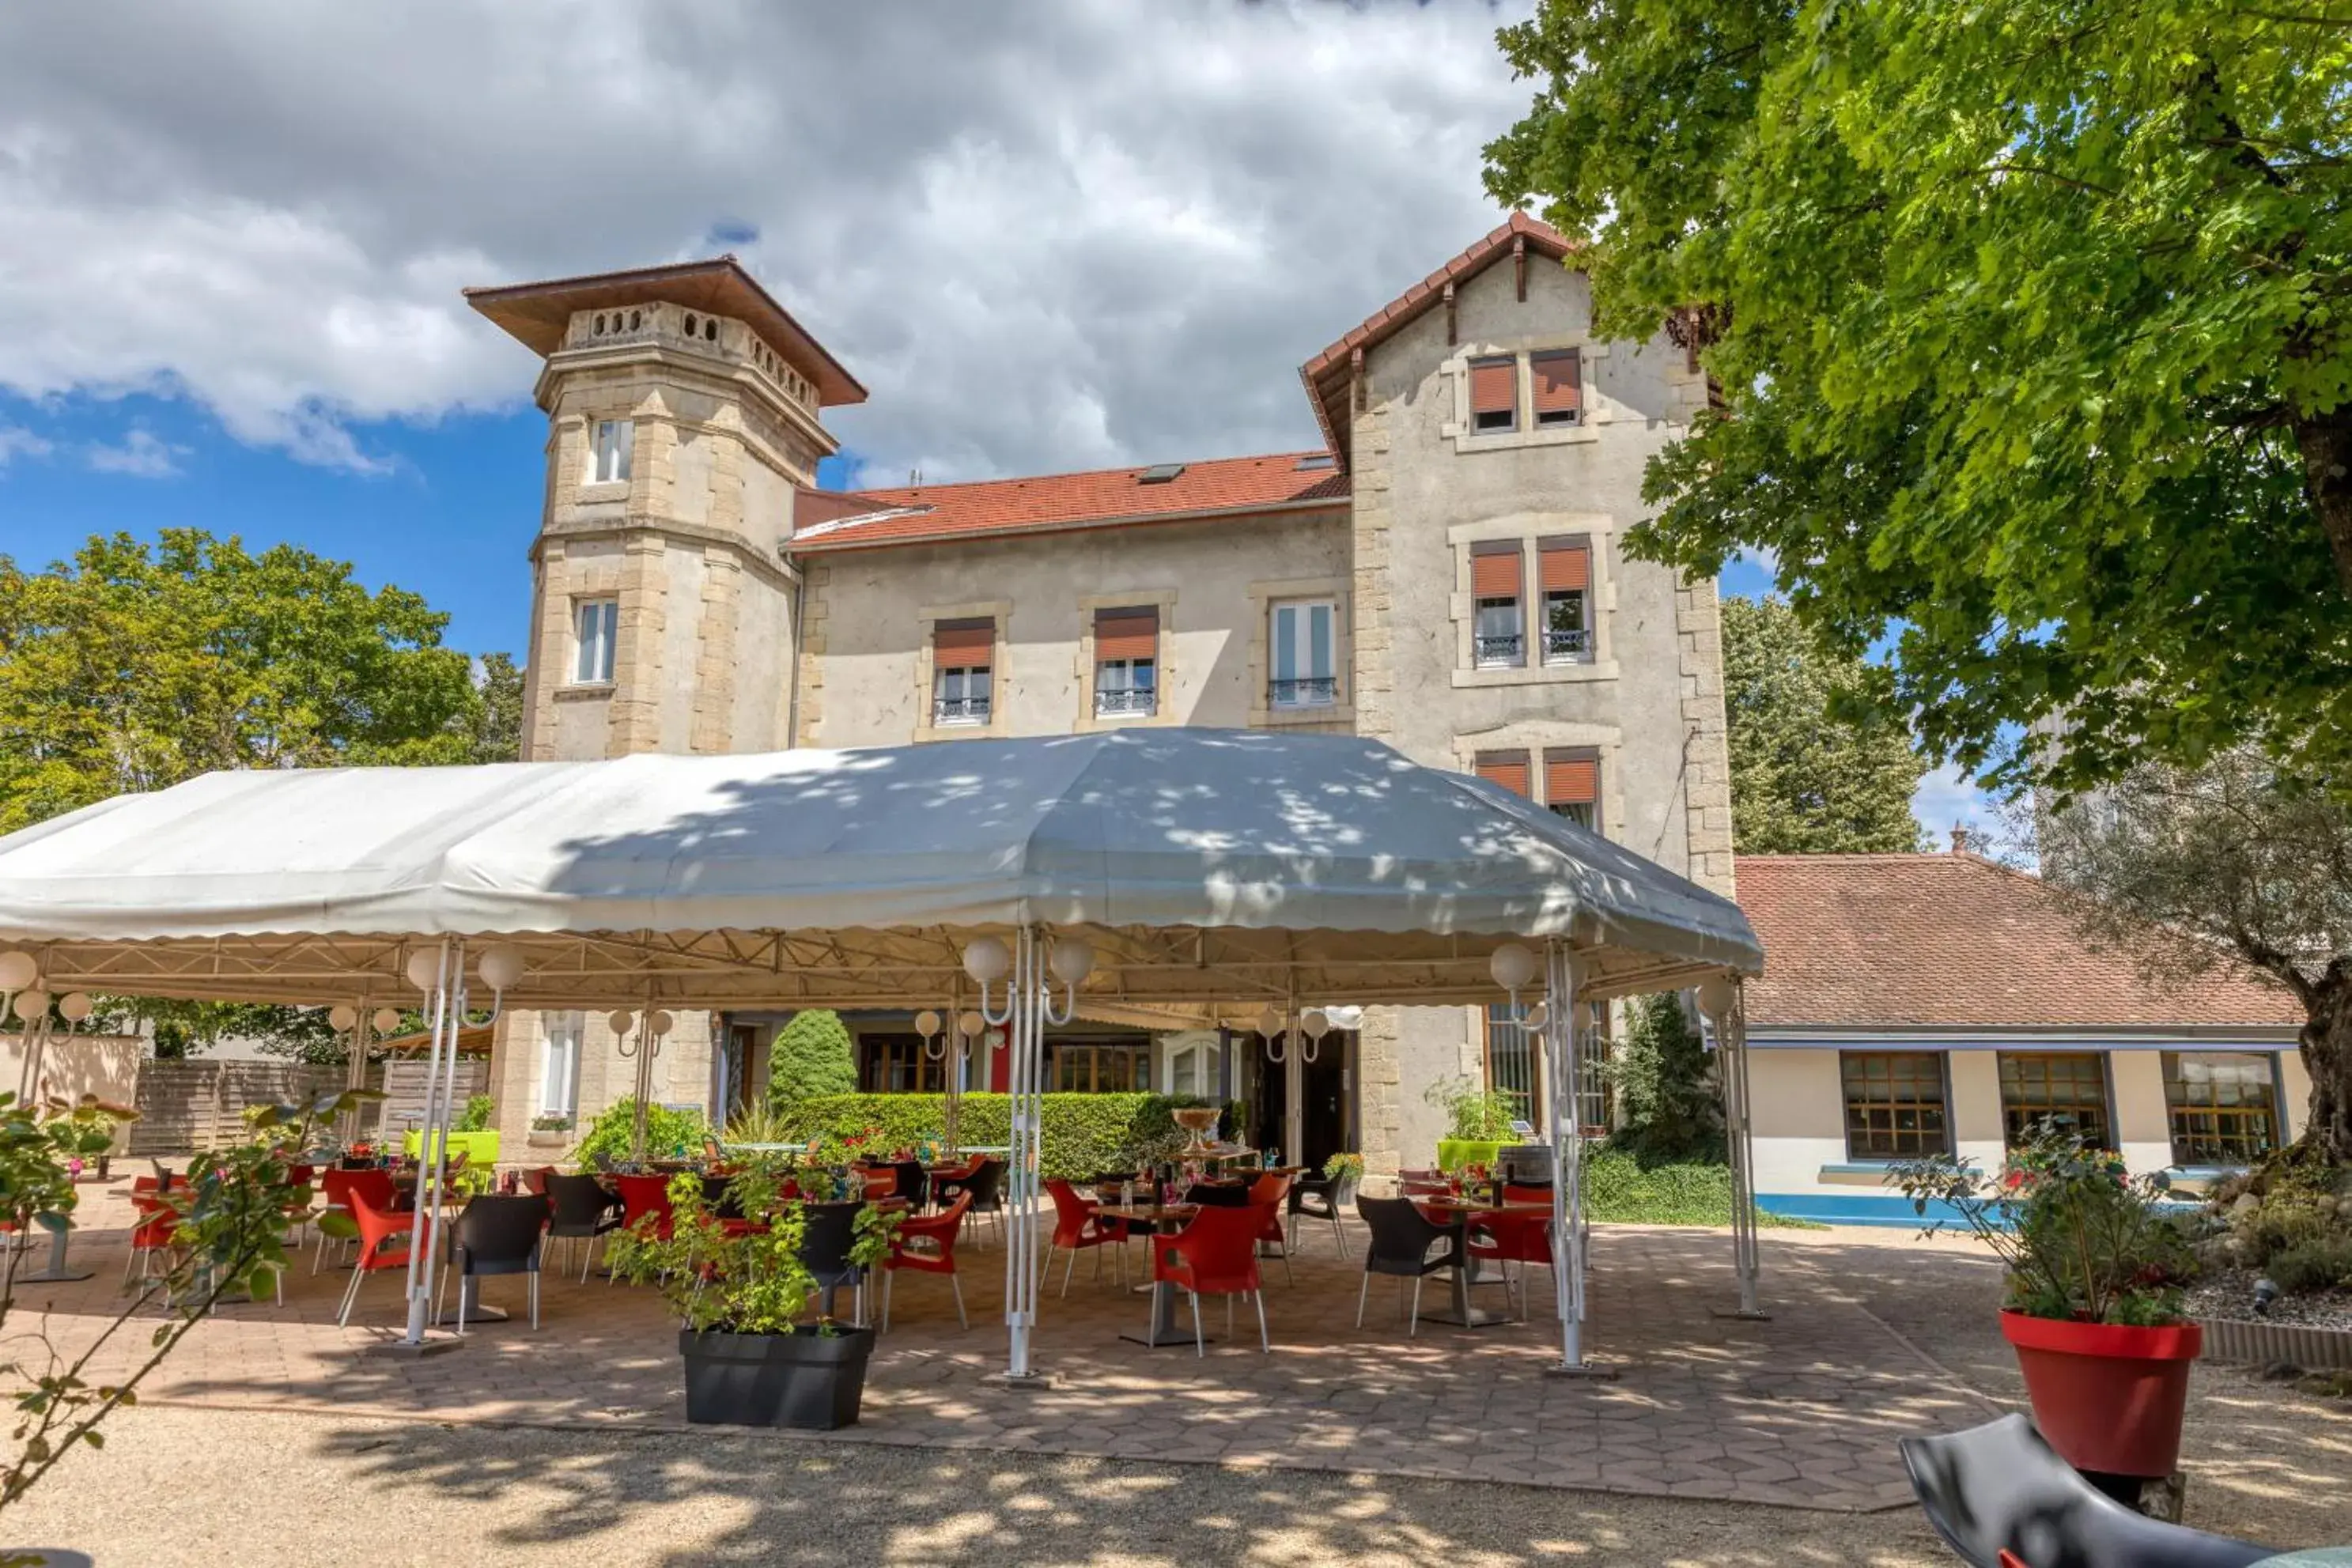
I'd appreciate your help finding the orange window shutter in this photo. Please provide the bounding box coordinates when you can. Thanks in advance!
[1469,357,1517,417]
[1094,606,1158,662]
[1471,543,1522,599]
[933,618,993,664]
[1531,350,1581,415]
[1539,538,1590,591]
[1475,750,1533,798]
[1546,752,1598,806]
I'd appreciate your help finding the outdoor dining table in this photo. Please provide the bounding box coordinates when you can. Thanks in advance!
[1095,1202,1202,1348]
[1410,1196,1551,1329]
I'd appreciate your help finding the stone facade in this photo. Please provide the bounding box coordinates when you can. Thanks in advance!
[469,229,1731,1173]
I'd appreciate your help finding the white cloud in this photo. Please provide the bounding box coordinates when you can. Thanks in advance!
[0,423,52,467]
[0,1,1535,478]
[1911,761,1997,850]
[83,428,187,478]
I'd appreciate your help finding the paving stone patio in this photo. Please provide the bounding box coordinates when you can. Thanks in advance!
[6,1181,2007,1513]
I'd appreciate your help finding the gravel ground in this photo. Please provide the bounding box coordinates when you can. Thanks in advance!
[4,1404,1956,1568]
[2188,1268,2352,1331]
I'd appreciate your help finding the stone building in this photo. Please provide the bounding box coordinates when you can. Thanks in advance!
[463,215,1734,1172]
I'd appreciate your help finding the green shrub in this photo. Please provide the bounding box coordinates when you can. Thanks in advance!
[1581,1145,1813,1228]
[770,1093,1230,1180]
[573,1097,706,1168]
[2268,1239,2352,1295]
[1608,993,1724,1162]
[1423,1075,1518,1140]
[456,1094,496,1132]
[766,1010,856,1109]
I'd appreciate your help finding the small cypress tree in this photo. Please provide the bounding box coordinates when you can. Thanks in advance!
[767,1008,856,1109]
[1608,992,1724,1162]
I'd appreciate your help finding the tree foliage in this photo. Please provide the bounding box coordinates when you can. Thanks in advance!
[1487,1,2352,796]
[2038,746,2352,1162]
[766,1010,858,1109]
[1607,993,1724,1162]
[0,530,487,833]
[1722,595,1926,853]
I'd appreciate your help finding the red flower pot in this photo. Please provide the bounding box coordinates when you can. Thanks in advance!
[1998,1309,2201,1478]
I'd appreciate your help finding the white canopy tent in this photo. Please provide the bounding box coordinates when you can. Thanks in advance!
[0,727,1764,1376]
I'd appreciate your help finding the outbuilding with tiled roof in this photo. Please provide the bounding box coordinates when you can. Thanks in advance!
[1730,852,2306,1226]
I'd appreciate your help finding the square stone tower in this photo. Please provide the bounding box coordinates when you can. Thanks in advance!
[467,258,864,763]
[464,259,866,1152]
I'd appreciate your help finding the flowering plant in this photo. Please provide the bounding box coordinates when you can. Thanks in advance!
[1896,1125,2193,1325]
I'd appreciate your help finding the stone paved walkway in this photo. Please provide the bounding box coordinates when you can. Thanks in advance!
[6,1181,2006,1513]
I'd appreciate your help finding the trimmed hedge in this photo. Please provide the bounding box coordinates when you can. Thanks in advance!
[1582,1147,1816,1229]
[772,1093,1231,1181]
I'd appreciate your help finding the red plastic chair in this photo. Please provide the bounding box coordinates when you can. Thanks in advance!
[124,1188,181,1290]
[1468,1192,1555,1321]
[1248,1172,1296,1284]
[609,1173,675,1284]
[334,1188,415,1327]
[314,1167,395,1275]
[1044,1178,1129,1296]
[521,1166,556,1196]
[882,1192,971,1331]
[1152,1202,1270,1356]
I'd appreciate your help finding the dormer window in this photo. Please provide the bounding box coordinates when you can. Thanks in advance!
[588,419,633,485]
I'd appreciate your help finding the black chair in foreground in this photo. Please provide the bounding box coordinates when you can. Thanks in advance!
[935,1158,1003,1247]
[1899,1414,2272,1568]
[1354,1195,1468,1337]
[438,1194,552,1333]
[544,1173,622,1282]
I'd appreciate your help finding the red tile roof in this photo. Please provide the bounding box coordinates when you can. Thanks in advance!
[1296,213,1581,468]
[1735,854,2300,1030]
[789,452,1349,553]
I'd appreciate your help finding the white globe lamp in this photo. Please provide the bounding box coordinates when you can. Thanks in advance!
[0,952,36,993]
[1488,943,1539,994]
[372,1007,402,1035]
[1696,975,1738,1020]
[404,950,444,992]
[607,1011,636,1037]
[11,989,50,1023]
[1048,938,1095,987]
[57,992,93,1024]
[648,1010,675,1037]
[477,943,526,995]
[327,1004,358,1031]
[913,1009,942,1038]
[956,1010,985,1039]
[962,935,1011,985]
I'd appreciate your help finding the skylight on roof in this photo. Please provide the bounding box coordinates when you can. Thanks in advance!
[1137,463,1186,484]
[1295,454,1337,470]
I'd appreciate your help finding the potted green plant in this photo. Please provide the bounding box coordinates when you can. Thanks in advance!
[1896,1128,2200,1479]
[606,1167,898,1430]
[1424,1075,1519,1173]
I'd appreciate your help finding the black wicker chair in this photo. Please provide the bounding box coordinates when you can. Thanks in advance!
[1899,1415,2272,1568]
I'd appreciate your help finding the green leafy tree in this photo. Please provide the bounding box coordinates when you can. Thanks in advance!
[0,530,485,831]
[1486,2,2352,797]
[462,652,526,765]
[2038,746,2349,1162]
[1608,993,1723,1163]
[766,1010,857,1110]
[1722,596,1926,853]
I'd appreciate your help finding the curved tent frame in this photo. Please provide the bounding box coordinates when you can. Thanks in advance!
[0,727,1763,1378]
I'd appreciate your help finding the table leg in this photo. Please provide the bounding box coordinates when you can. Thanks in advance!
[1120,1223,1212,1347]
[1419,1215,1503,1329]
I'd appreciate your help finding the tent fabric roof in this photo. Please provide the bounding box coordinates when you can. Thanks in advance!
[0,729,1758,1013]
[1734,853,2298,1030]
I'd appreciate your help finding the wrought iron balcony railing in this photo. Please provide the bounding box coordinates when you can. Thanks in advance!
[933,695,991,724]
[1474,633,1525,667]
[1269,677,1337,708]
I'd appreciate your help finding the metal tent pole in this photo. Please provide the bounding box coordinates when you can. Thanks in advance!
[997,926,1049,1382]
[15,1011,53,1104]
[399,939,462,1347]
[1542,941,1607,1377]
[1283,1000,1304,1167]
[1703,978,1768,1321]
[341,988,372,1147]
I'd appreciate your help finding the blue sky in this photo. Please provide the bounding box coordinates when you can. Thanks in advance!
[0,1,1994,841]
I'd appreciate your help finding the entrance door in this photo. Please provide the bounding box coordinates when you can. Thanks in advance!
[1299,1036,1349,1170]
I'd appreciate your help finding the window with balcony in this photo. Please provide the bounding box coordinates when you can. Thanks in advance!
[588,418,633,485]
[1269,598,1337,709]
[1539,537,1593,663]
[1093,606,1159,718]
[1998,1052,2112,1149]
[1470,541,1525,667]
[1544,750,1600,830]
[573,597,617,685]
[1468,356,1518,433]
[2163,1052,2279,1166]
[932,616,994,726]
[1840,1051,1950,1159]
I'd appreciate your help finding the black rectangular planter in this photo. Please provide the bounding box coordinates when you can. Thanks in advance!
[679,1326,874,1430]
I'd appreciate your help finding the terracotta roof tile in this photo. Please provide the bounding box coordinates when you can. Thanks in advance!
[1296,213,1580,467]
[1735,854,2300,1030]
[790,452,1349,552]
